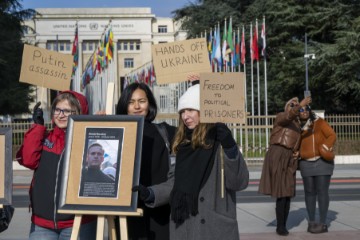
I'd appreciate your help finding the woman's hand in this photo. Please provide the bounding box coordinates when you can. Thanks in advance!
[300,96,312,107]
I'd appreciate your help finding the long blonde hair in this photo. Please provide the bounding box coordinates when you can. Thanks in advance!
[172,115,214,154]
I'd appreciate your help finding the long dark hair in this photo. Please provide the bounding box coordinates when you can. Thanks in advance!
[116,83,157,122]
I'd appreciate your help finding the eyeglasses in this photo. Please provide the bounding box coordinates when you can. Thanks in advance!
[290,103,298,108]
[53,108,76,116]
[300,107,311,113]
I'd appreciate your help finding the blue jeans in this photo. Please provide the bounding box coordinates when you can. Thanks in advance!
[29,221,97,240]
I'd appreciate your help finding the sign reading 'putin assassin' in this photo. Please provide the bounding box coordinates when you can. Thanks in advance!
[152,38,211,84]
[200,72,246,124]
[19,44,73,91]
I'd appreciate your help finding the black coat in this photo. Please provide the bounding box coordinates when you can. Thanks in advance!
[127,121,176,240]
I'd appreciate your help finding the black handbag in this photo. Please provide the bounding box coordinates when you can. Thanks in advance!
[0,205,15,233]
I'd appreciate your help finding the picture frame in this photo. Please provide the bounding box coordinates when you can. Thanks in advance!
[58,115,144,214]
[0,128,13,206]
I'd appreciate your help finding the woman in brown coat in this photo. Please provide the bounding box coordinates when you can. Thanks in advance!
[258,96,311,236]
[299,106,336,234]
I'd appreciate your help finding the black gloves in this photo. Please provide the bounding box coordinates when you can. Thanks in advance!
[132,185,152,202]
[216,123,237,148]
[32,102,44,125]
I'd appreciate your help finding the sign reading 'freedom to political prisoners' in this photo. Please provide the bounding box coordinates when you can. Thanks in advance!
[200,72,246,124]
[152,38,211,84]
[19,44,73,91]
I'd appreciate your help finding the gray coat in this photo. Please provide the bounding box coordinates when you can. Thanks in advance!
[167,146,249,240]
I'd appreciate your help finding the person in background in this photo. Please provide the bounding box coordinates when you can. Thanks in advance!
[298,105,336,233]
[16,91,96,240]
[115,82,176,240]
[258,96,311,236]
[168,84,249,240]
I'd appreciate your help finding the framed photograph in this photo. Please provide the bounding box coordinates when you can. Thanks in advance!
[0,128,12,206]
[58,115,144,213]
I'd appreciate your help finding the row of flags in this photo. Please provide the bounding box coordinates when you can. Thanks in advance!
[71,23,114,90]
[206,17,266,72]
[125,17,267,87]
[124,63,156,89]
[71,18,267,88]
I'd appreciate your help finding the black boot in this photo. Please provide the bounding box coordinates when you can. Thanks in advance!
[276,207,289,236]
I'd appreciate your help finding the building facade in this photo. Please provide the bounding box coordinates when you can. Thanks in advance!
[23,8,187,118]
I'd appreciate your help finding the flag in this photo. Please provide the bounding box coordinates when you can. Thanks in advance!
[222,20,228,65]
[207,29,213,62]
[150,64,156,86]
[71,25,78,76]
[251,26,259,61]
[241,26,246,65]
[106,28,114,61]
[102,32,108,67]
[261,23,266,57]
[212,25,221,68]
[226,18,234,54]
[234,30,240,66]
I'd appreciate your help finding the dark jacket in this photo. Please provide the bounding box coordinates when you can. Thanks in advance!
[16,91,92,229]
[127,121,176,240]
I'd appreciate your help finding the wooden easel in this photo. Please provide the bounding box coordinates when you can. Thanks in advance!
[58,209,143,240]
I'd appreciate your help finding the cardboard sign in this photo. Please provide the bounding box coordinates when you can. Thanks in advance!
[152,38,211,84]
[19,44,73,91]
[200,72,246,124]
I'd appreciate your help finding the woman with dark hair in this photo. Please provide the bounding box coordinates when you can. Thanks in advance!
[116,82,176,240]
[258,96,311,236]
[299,105,336,233]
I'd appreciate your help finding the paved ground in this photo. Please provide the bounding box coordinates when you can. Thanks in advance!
[1,164,360,239]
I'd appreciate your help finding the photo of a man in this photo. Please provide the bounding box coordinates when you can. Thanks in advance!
[79,142,117,197]
[83,143,114,182]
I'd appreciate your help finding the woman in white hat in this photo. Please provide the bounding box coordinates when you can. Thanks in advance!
[169,83,249,240]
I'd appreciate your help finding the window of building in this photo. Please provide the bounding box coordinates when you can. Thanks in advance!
[123,42,128,51]
[117,42,122,50]
[118,40,141,51]
[124,58,134,68]
[82,41,97,52]
[46,41,71,52]
[158,25,168,33]
[159,95,167,109]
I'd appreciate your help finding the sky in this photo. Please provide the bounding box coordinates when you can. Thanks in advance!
[21,0,194,18]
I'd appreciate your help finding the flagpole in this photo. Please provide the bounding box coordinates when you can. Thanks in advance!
[250,22,255,151]
[255,19,262,153]
[262,16,269,149]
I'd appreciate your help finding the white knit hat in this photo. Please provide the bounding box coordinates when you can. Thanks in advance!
[177,84,200,112]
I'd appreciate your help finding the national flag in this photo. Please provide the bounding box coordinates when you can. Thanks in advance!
[71,25,78,76]
[241,26,246,64]
[251,26,259,61]
[226,18,234,54]
[102,32,108,67]
[234,30,240,66]
[211,25,221,68]
[222,20,228,65]
[207,29,213,62]
[106,28,114,61]
[150,65,156,86]
[261,23,266,57]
